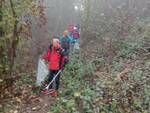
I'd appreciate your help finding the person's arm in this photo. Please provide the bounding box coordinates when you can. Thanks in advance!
[43,49,51,62]
[68,35,74,43]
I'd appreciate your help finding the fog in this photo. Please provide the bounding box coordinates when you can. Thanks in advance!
[31,0,150,57]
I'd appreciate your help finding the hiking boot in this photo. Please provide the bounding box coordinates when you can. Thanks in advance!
[41,89,54,95]
[51,91,58,97]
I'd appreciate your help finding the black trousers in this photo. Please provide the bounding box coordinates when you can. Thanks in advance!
[48,70,60,90]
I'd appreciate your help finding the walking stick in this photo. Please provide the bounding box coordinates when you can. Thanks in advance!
[45,69,62,90]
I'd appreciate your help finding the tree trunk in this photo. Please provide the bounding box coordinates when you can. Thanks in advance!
[9,0,18,75]
[0,1,3,37]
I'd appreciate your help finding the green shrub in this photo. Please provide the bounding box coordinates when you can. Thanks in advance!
[49,54,96,113]
[92,58,106,67]
[117,37,144,59]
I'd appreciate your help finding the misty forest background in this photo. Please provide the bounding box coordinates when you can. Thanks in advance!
[0,0,150,113]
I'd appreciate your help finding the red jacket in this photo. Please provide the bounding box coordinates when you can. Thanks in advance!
[43,47,64,70]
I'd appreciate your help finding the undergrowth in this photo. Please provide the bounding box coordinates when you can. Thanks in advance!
[49,37,150,113]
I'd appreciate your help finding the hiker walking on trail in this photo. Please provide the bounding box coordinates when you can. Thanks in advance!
[70,26,80,52]
[71,26,80,42]
[60,30,72,64]
[67,24,74,35]
[42,39,65,96]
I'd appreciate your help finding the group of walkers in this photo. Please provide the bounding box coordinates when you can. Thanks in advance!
[42,24,80,97]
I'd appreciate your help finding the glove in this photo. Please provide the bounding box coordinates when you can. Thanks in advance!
[64,56,69,63]
[41,58,49,66]
[61,66,65,70]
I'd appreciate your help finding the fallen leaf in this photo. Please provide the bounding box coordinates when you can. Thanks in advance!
[116,68,130,81]
[74,92,81,97]
[32,106,40,111]
[47,112,53,113]
[32,107,36,110]
[44,103,48,107]
[16,97,21,103]
[9,110,13,113]
[0,79,3,82]
[14,110,18,113]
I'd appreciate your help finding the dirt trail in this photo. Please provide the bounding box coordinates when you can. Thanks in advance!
[18,94,55,113]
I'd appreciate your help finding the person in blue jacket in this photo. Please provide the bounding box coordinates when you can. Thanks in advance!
[60,30,73,64]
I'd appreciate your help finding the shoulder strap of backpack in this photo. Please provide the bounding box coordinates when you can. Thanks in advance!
[49,44,53,52]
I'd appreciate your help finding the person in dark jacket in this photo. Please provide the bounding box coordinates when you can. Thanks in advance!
[70,27,80,52]
[60,30,73,65]
[43,39,64,96]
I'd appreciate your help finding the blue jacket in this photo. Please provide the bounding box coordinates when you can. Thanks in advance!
[60,35,73,56]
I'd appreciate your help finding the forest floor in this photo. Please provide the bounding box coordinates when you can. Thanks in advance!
[18,94,55,113]
[1,40,150,113]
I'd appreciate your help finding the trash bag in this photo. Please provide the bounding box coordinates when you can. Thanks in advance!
[74,42,80,50]
[36,58,49,86]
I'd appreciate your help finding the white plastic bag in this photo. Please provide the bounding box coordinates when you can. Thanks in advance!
[36,58,49,86]
[74,42,80,50]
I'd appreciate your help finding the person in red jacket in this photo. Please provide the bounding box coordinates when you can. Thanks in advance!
[43,38,64,96]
